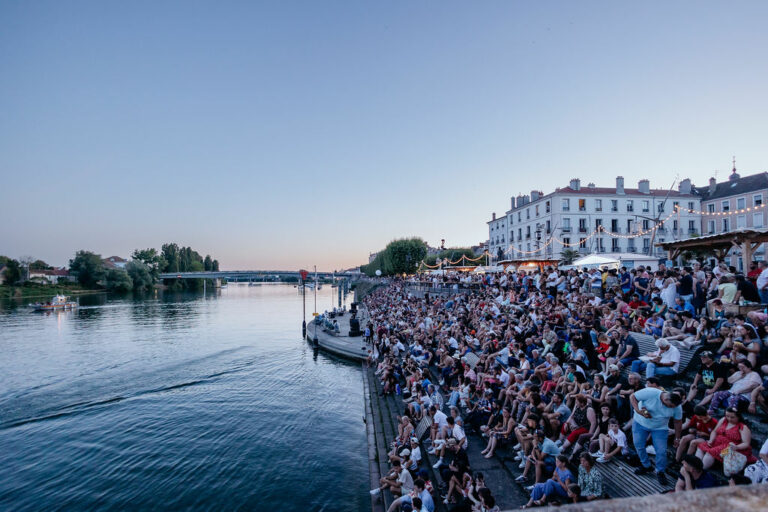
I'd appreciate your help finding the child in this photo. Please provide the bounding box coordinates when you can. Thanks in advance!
[675,405,717,462]
[594,419,627,463]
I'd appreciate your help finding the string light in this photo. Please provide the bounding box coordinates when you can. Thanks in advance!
[674,203,766,217]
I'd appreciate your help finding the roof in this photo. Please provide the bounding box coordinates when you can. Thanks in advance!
[553,186,695,197]
[105,256,127,262]
[696,171,768,201]
[656,228,768,248]
[29,268,70,276]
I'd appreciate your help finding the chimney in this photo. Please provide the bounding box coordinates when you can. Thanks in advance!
[531,190,540,202]
[522,194,530,205]
[587,182,596,189]
[709,177,717,194]
[511,196,515,209]
[638,179,650,194]
[616,176,625,194]
[492,212,496,220]
[678,178,692,195]
[569,178,581,191]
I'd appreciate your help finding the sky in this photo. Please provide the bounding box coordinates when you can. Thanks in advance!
[1,1,767,271]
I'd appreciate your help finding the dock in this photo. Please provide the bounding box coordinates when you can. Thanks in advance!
[305,311,370,361]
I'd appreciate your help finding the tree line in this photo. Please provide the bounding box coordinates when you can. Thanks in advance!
[1,244,220,293]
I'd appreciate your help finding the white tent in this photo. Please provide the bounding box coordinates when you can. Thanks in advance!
[568,254,620,270]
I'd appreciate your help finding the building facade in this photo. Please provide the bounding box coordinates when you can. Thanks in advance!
[699,169,768,270]
[488,176,701,262]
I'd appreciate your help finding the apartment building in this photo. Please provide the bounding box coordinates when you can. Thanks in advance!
[487,176,701,261]
[699,169,768,269]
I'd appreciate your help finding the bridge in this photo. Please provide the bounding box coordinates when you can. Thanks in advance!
[157,270,357,290]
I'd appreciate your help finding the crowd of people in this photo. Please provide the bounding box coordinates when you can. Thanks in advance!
[363,261,768,510]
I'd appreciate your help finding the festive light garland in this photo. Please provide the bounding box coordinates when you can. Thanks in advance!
[674,202,767,217]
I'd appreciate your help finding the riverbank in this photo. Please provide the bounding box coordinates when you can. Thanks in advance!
[0,283,104,301]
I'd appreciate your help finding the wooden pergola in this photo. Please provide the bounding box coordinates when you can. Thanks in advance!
[656,228,768,263]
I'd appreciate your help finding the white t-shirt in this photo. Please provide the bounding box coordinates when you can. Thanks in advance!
[453,424,468,449]
[758,268,768,290]
[655,346,681,373]
[609,429,628,453]
[398,468,414,493]
[433,410,449,431]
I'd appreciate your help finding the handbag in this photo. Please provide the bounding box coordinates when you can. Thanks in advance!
[721,445,748,477]
[744,459,768,484]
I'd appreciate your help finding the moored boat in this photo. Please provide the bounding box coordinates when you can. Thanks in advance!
[29,295,78,312]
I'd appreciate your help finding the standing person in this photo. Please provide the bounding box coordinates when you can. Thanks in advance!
[678,267,694,304]
[757,261,768,304]
[630,388,683,485]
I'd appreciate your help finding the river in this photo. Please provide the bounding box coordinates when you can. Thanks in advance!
[0,284,368,511]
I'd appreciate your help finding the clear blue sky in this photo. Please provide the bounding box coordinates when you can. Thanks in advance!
[2,1,767,270]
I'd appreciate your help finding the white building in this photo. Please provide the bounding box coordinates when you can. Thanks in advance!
[488,177,701,262]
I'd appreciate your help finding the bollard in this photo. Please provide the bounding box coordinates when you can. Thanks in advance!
[302,320,306,338]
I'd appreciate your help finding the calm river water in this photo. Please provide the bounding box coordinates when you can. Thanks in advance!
[0,284,368,511]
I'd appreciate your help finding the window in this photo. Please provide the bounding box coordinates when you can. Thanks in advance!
[612,239,620,251]
[526,226,531,238]
[562,237,571,246]
[578,199,586,211]
[673,219,678,231]
[754,194,763,207]
[579,238,587,249]
[500,235,505,243]
[708,204,715,213]
[754,213,764,228]
[562,198,570,211]
[526,208,530,219]
[708,220,715,234]
[643,238,650,249]
[723,218,729,231]
[722,200,730,212]
[579,218,587,232]
[626,219,633,233]
[611,200,618,212]
[545,201,551,213]
[611,219,619,233]
[546,220,551,233]
[688,220,696,232]
[657,202,665,213]
[737,215,746,229]
[510,231,514,242]
[642,219,650,230]
[595,218,603,230]
[517,212,521,222]
[642,200,650,212]
[535,205,540,216]
[673,201,679,212]
[626,200,634,212]
[737,197,746,210]
[562,218,571,232]
[595,199,602,212]
[688,201,695,211]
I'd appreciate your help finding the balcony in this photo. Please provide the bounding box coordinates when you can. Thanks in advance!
[597,247,607,253]
[627,207,634,212]
[688,229,699,236]
[579,228,588,233]
[562,207,570,212]
[611,227,621,234]
[627,246,637,253]
[562,227,572,233]
[579,207,587,212]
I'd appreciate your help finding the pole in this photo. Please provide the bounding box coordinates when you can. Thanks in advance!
[313,265,317,315]
[302,276,306,338]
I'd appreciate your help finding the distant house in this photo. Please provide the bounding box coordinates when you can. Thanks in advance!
[28,267,74,285]
[102,256,128,270]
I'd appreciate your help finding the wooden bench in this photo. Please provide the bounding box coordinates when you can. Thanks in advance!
[414,414,433,440]
[598,457,668,498]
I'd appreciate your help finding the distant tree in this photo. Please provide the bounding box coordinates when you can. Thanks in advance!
[2,259,22,285]
[132,248,165,280]
[105,269,133,293]
[29,259,52,270]
[212,259,219,271]
[126,261,153,291]
[0,255,10,265]
[204,255,213,271]
[69,251,106,288]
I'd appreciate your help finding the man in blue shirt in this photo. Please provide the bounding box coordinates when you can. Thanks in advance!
[630,387,683,486]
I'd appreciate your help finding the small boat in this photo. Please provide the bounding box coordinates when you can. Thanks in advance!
[29,295,78,312]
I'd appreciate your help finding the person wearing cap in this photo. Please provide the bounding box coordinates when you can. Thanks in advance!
[686,351,728,407]
[674,454,718,492]
[630,387,683,485]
